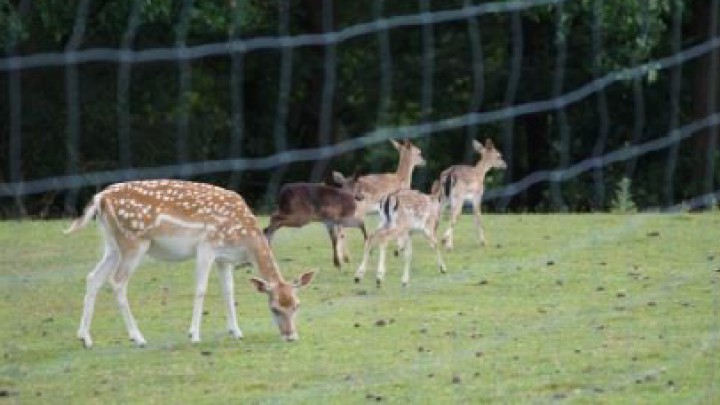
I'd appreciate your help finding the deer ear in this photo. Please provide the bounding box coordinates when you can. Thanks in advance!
[430,180,442,195]
[484,138,495,150]
[390,139,401,150]
[472,139,485,153]
[294,271,316,288]
[323,171,337,186]
[249,277,271,293]
[350,166,362,181]
[331,171,347,185]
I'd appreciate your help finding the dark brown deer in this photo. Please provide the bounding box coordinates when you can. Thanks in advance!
[264,182,367,268]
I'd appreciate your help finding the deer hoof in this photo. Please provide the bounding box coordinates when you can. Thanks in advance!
[80,337,93,349]
[375,279,382,288]
[354,277,361,284]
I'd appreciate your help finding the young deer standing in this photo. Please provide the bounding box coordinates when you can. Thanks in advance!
[332,139,426,216]
[354,181,446,287]
[439,139,506,250]
[64,179,315,348]
[263,182,367,268]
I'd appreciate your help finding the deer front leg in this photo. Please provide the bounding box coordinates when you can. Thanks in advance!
[189,244,215,343]
[111,241,150,347]
[78,247,120,349]
[217,262,243,339]
[325,223,343,268]
[338,226,351,264]
[355,238,373,283]
[369,227,403,287]
[376,241,389,287]
[357,227,402,286]
[471,196,486,246]
[443,197,463,250]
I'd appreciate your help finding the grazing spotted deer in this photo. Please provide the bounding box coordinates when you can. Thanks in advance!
[263,182,367,268]
[332,139,426,216]
[439,139,506,250]
[64,179,315,348]
[354,181,446,287]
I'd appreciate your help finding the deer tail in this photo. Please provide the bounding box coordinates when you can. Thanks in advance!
[442,171,455,200]
[380,193,400,228]
[63,194,101,235]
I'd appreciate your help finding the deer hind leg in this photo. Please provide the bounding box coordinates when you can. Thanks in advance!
[78,237,121,349]
[264,214,308,242]
[399,234,413,287]
[442,196,463,250]
[262,213,284,242]
[110,240,150,347]
[216,261,242,339]
[471,196,486,246]
[341,218,367,263]
[422,225,447,274]
[189,243,216,343]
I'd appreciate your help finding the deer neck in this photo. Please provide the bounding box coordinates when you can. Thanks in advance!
[474,159,493,179]
[395,155,415,188]
[249,236,284,284]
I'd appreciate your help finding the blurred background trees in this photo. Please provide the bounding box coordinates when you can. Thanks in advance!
[0,0,718,217]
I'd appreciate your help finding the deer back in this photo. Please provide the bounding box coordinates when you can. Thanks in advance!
[277,183,359,222]
[97,180,261,243]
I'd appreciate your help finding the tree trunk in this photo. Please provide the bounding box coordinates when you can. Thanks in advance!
[691,0,720,205]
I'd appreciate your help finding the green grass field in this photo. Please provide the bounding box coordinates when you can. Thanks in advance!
[1,213,719,403]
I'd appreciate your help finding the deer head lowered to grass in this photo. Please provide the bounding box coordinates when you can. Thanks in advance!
[438,139,507,250]
[64,179,315,348]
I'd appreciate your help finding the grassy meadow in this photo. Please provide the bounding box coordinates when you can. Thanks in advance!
[1,213,719,403]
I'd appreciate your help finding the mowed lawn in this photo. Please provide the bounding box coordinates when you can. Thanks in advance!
[1,213,719,403]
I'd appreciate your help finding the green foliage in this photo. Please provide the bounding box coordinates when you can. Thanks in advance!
[0,0,25,48]
[0,0,714,216]
[2,215,720,402]
[611,177,638,214]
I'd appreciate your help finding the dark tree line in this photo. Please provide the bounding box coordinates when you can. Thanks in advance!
[0,0,718,218]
